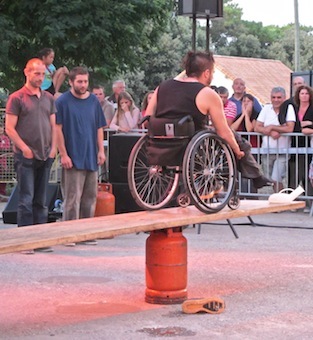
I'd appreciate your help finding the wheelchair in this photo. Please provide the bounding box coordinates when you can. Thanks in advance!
[127,115,240,214]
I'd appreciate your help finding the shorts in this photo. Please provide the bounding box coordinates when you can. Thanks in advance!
[262,154,289,182]
[45,83,55,95]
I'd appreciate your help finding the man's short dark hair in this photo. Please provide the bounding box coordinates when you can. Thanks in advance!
[92,85,104,91]
[216,86,228,95]
[38,48,54,59]
[183,51,215,78]
[69,66,89,81]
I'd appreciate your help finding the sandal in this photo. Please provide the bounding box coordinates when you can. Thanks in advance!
[182,297,225,314]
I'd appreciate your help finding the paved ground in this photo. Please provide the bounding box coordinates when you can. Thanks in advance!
[1,202,313,339]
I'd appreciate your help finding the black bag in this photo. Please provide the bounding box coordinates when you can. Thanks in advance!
[146,115,195,166]
[148,115,195,138]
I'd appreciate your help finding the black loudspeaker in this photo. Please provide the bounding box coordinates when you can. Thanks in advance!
[112,182,142,214]
[2,183,62,224]
[112,182,181,214]
[109,133,142,183]
[178,0,223,18]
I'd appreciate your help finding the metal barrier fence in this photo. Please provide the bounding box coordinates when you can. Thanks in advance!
[238,131,313,216]
[103,130,313,212]
[0,106,312,214]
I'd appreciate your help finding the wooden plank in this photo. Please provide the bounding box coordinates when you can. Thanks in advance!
[0,200,305,254]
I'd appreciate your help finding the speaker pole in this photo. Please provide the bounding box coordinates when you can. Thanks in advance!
[192,13,196,51]
[206,10,210,51]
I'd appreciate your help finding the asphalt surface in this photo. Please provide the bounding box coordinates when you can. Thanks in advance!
[1,201,313,339]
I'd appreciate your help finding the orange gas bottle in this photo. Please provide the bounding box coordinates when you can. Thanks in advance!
[94,183,115,216]
[145,227,187,304]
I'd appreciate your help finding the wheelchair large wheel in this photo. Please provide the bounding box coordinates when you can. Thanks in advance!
[127,135,180,210]
[182,131,237,214]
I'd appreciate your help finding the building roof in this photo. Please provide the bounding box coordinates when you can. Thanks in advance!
[214,55,293,105]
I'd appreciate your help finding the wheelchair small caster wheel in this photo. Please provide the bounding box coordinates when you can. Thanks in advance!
[228,196,240,210]
[177,193,190,208]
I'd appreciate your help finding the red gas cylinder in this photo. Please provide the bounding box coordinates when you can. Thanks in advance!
[145,227,187,304]
[94,183,115,216]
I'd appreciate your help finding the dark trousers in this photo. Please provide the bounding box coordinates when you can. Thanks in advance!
[14,153,54,227]
[289,155,313,194]
[234,131,262,179]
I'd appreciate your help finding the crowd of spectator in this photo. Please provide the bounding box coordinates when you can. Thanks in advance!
[2,48,313,255]
[212,76,313,201]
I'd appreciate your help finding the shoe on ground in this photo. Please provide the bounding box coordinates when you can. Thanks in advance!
[64,242,76,247]
[20,249,35,255]
[77,240,98,245]
[182,297,225,314]
[35,247,54,253]
[253,175,274,189]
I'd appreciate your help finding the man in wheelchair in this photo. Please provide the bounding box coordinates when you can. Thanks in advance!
[144,50,272,191]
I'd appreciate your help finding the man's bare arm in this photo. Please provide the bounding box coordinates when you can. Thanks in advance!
[196,88,243,159]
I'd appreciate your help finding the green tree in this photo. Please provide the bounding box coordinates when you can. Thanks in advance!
[210,0,247,52]
[218,34,262,57]
[3,0,313,103]
[267,26,313,71]
[211,0,313,71]
[0,0,174,92]
[117,16,207,106]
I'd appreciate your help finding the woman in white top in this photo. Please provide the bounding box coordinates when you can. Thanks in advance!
[109,91,141,132]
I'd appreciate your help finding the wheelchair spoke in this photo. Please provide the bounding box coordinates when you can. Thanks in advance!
[183,131,236,213]
[128,135,180,210]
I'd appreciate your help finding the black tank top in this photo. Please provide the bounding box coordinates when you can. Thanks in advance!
[155,79,206,131]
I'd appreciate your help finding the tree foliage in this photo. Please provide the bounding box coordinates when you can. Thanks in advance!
[1,0,313,107]
[211,0,313,70]
[0,0,174,91]
[116,16,207,105]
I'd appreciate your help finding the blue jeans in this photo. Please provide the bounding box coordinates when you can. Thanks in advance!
[14,153,54,227]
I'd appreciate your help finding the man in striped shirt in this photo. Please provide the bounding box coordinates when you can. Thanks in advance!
[217,86,237,126]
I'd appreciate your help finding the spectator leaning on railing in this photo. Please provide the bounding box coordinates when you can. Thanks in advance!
[216,86,237,126]
[290,85,313,193]
[255,87,296,192]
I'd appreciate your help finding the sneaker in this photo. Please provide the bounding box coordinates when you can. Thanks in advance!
[64,242,76,247]
[200,185,224,200]
[253,175,274,189]
[20,249,35,255]
[77,240,98,245]
[182,297,225,314]
[35,247,54,253]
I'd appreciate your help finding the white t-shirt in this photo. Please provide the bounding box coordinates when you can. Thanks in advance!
[257,104,296,149]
